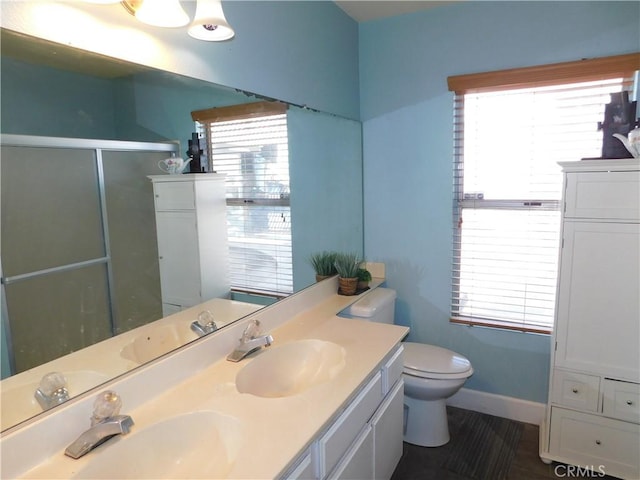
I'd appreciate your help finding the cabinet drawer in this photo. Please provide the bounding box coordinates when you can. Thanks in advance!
[552,370,600,412]
[381,345,404,394]
[318,373,382,477]
[564,171,640,220]
[603,379,640,424]
[549,407,640,479]
[154,181,195,210]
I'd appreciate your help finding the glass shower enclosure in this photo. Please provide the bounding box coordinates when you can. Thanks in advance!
[1,135,179,375]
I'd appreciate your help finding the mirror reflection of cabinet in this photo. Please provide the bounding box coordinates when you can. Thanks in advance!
[149,175,230,316]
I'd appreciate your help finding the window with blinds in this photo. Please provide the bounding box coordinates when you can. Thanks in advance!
[193,102,292,296]
[448,54,637,333]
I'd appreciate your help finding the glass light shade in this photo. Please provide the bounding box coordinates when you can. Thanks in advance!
[135,0,190,28]
[188,0,235,41]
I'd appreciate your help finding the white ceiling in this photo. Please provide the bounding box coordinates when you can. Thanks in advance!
[334,1,455,22]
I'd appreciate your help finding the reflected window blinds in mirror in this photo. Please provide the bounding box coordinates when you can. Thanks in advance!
[192,102,292,297]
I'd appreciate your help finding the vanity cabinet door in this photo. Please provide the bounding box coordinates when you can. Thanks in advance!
[283,451,315,480]
[327,426,374,480]
[372,380,404,480]
[318,373,382,477]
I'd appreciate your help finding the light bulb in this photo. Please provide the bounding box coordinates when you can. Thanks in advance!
[135,0,190,28]
[188,0,235,41]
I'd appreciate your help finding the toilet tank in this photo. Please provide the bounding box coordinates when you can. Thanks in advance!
[340,288,397,324]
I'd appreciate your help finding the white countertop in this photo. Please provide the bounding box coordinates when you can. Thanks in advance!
[4,279,409,479]
[0,298,262,431]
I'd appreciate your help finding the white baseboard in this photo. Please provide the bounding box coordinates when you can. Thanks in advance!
[446,387,546,426]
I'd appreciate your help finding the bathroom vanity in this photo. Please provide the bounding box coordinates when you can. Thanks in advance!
[540,159,640,479]
[0,277,409,479]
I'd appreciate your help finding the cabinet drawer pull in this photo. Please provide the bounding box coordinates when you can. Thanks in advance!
[595,440,601,445]
[626,400,634,406]
[571,388,579,394]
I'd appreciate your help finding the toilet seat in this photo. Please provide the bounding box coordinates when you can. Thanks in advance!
[403,342,473,380]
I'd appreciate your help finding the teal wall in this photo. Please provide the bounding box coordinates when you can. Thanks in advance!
[222,1,359,119]
[289,107,364,291]
[0,57,253,145]
[1,57,118,139]
[0,1,360,120]
[360,1,640,403]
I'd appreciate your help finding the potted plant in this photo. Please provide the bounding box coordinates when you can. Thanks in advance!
[334,252,361,295]
[357,267,372,291]
[309,251,338,282]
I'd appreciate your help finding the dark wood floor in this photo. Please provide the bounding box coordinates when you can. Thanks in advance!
[391,408,619,480]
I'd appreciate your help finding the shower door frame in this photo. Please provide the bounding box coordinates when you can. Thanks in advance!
[0,134,180,375]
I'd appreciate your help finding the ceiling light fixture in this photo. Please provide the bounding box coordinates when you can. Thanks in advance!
[119,0,234,40]
[122,0,189,28]
[188,0,235,41]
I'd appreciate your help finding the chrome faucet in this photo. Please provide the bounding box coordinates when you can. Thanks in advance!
[64,391,134,459]
[34,372,70,411]
[190,310,218,337]
[227,319,273,362]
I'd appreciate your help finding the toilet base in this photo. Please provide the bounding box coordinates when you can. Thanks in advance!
[403,395,450,447]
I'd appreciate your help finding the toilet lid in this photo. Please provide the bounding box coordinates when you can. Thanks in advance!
[403,342,472,379]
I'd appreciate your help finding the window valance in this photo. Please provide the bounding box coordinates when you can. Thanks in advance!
[447,52,640,94]
[191,101,288,123]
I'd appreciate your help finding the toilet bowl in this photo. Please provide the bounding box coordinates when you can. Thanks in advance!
[339,288,473,447]
[402,342,473,447]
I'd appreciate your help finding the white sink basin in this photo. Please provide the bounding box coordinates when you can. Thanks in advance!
[120,323,197,365]
[0,370,110,430]
[235,339,346,398]
[72,411,243,479]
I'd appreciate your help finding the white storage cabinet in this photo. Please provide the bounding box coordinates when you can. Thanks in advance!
[149,174,230,315]
[540,160,640,480]
[283,344,405,480]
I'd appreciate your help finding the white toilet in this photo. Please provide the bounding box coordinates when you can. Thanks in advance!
[340,287,473,447]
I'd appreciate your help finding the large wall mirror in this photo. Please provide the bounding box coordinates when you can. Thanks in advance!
[0,28,364,431]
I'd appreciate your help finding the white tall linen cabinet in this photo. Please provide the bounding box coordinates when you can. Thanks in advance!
[540,159,640,479]
[149,174,230,316]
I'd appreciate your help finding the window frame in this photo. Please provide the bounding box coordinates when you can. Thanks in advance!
[447,53,639,334]
[192,101,293,298]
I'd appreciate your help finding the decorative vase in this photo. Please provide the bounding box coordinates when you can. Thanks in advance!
[316,274,332,282]
[338,277,358,296]
[357,280,370,291]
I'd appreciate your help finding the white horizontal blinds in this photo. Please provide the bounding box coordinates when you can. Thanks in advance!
[201,109,292,296]
[452,76,632,332]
